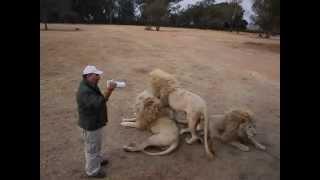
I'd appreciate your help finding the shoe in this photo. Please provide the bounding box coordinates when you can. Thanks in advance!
[88,170,106,178]
[101,159,109,166]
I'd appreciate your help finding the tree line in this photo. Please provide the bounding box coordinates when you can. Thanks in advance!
[40,0,279,35]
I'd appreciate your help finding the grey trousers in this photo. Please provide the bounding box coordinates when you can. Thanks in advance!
[82,128,104,176]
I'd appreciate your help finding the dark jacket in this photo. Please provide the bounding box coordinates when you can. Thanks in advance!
[76,79,108,131]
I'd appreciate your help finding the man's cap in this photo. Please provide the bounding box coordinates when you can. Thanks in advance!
[82,65,103,75]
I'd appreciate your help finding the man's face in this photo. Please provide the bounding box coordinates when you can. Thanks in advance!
[86,73,100,85]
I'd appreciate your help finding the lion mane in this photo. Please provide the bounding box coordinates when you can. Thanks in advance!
[149,69,180,106]
[133,91,162,130]
[219,109,253,142]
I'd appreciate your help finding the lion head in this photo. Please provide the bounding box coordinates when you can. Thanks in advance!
[238,120,257,138]
[136,96,162,130]
[149,69,180,106]
[221,109,256,142]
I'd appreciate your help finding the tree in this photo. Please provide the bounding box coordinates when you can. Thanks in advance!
[40,0,49,30]
[73,0,105,23]
[176,1,246,30]
[120,0,135,24]
[167,4,181,26]
[39,0,250,31]
[229,0,243,33]
[138,0,181,31]
[145,0,168,31]
[251,0,280,37]
[201,0,216,7]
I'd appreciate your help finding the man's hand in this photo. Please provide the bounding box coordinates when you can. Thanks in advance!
[107,81,117,91]
[104,81,117,101]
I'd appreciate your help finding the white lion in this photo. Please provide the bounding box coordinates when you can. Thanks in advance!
[209,109,266,152]
[121,90,180,156]
[149,69,214,159]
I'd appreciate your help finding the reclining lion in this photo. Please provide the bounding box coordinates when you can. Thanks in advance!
[209,109,266,152]
[121,90,179,156]
[149,69,214,159]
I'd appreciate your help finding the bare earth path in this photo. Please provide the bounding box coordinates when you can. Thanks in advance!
[40,24,280,180]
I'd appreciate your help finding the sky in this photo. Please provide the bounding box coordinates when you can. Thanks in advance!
[177,0,254,23]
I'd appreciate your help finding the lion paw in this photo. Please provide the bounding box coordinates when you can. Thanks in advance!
[180,129,190,135]
[186,139,193,144]
[123,145,130,151]
[120,122,131,127]
[258,145,266,151]
[185,137,199,144]
[123,143,136,152]
[198,137,204,144]
[240,146,250,152]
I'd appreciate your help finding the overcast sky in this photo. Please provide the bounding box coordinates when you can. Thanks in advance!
[177,0,254,23]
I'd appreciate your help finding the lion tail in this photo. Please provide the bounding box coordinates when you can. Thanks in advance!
[203,105,215,159]
[142,140,179,156]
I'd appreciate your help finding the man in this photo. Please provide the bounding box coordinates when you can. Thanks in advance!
[76,65,116,178]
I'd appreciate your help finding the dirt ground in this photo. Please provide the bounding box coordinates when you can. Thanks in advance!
[40,24,280,180]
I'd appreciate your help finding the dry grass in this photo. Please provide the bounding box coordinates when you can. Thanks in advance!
[243,41,280,53]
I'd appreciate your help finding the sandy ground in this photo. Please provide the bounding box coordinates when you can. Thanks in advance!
[40,24,280,180]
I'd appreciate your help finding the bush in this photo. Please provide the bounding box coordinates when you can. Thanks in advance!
[63,11,81,24]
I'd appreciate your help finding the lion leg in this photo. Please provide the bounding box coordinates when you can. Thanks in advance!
[123,141,150,152]
[123,134,163,152]
[185,114,201,144]
[220,132,233,142]
[196,121,204,131]
[175,111,188,124]
[186,130,201,145]
[229,141,250,152]
[180,128,190,135]
[196,124,202,131]
[176,118,188,124]
[164,107,176,121]
[122,117,137,122]
[248,136,266,150]
[120,121,140,128]
[181,128,204,144]
[197,123,205,137]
